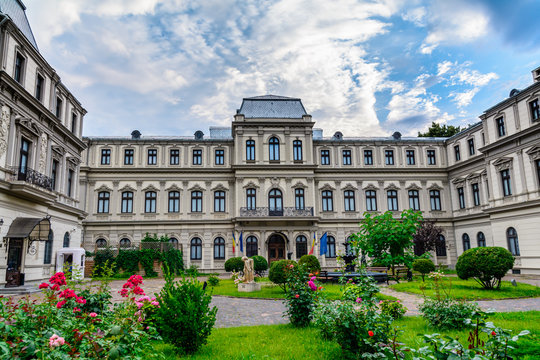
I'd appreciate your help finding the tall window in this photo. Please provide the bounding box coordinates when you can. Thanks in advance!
[454,145,461,161]
[269,137,280,161]
[71,114,77,134]
[246,236,258,257]
[430,190,441,211]
[121,191,133,213]
[364,150,373,165]
[295,188,305,210]
[191,191,203,212]
[44,230,53,264]
[530,99,540,121]
[536,159,540,185]
[193,149,202,165]
[366,190,377,211]
[406,150,415,165]
[501,169,512,196]
[385,150,394,165]
[246,188,256,209]
[387,190,398,211]
[19,138,30,176]
[435,235,447,256]
[101,149,111,165]
[462,233,471,251]
[296,235,307,258]
[293,140,303,161]
[472,183,480,206]
[170,149,179,165]
[342,150,351,165]
[507,227,520,256]
[468,138,475,156]
[124,149,134,165]
[326,236,336,258]
[477,232,486,247]
[168,191,180,213]
[214,237,225,259]
[14,53,25,83]
[51,160,58,190]
[268,189,283,211]
[427,150,436,165]
[344,190,355,211]
[190,238,202,260]
[246,140,255,161]
[36,74,44,101]
[458,187,465,209]
[56,97,63,118]
[215,149,224,165]
[214,191,225,212]
[408,190,420,210]
[322,190,333,212]
[321,150,330,165]
[67,169,73,197]
[496,117,506,137]
[145,191,156,213]
[63,232,70,248]
[97,191,110,213]
[119,238,131,248]
[147,149,157,165]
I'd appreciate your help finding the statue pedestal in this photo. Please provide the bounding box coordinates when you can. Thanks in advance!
[238,282,261,292]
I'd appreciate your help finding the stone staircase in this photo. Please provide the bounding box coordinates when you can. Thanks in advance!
[0,283,42,296]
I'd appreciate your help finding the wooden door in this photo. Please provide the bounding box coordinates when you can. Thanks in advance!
[268,235,285,265]
[6,238,23,287]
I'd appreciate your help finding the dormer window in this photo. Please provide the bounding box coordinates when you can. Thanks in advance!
[496,117,506,137]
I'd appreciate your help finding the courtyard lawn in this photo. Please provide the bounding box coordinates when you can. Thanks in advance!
[155,311,540,359]
[209,278,396,301]
[390,277,540,300]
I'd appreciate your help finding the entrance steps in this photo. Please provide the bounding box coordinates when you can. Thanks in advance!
[0,284,42,295]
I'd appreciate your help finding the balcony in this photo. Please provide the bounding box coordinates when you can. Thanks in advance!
[8,166,53,191]
[239,207,314,217]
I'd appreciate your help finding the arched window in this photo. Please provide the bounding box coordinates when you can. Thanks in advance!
[97,191,110,213]
[246,236,258,257]
[507,227,520,256]
[326,236,336,258]
[477,232,486,247]
[214,237,225,259]
[462,233,471,252]
[268,189,283,213]
[296,235,307,258]
[63,232,70,248]
[169,237,179,244]
[44,230,53,264]
[269,137,280,161]
[293,140,302,161]
[190,238,202,260]
[168,237,179,249]
[435,234,447,256]
[119,238,131,248]
[96,238,107,248]
[246,140,255,161]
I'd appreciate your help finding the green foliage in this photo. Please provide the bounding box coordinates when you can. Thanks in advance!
[142,232,165,242]
[342,275,380,304]
[284,265,322,327]
[115,249,140,274]
[155,269,217,354]
[224,257,244,272]
[420,298,480,330]
[186,264,200,277]
[413,258,436,281]
[207,275,220,287]
[78,288,112,314]
[139,249,161,277]
[298,255,321,274]
[456,247,515,290]
[93,248,117,276]
[350,209,423,277]
[418,121,462,137]
[251,255,269,275]
[268,260,297,292]
[379,300,407,320]
[162,249,184,275]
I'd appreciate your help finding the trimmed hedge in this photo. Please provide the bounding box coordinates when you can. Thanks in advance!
[251,255,268,275]
[269,260,297,291]
[456,246,514,289]
[298,255,321,274]
[412,258,435,281]
[225,257,244,272]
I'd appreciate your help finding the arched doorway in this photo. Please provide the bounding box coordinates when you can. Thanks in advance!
[268,233,286,265]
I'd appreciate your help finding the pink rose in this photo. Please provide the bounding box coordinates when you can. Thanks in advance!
[307,280,317,291]
[355,297,362,303]
[151,301,159,306]
[89,312,97,318]
[56,300,66,309]
[38,283,49,289]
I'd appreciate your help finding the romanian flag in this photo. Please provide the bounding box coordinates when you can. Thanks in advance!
[232,232,236,255]
[308,233,316,255]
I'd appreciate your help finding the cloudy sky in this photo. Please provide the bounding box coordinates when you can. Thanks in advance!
[25,0,540,137]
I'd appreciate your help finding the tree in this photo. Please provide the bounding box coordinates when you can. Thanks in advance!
[413,220,444,256]
[456,247,514,289]
[418,122,461,137]
[350,209,423,277]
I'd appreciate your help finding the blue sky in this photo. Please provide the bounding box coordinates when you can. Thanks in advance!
[25,0,540,137]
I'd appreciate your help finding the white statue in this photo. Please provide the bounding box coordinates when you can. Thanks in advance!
[241,256,255,283]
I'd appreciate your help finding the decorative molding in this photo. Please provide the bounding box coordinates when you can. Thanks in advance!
[95,184,113,193]
[142,184,159,192]
[492,157,513,171]
[291,181,307,189]
[243,181,260,189]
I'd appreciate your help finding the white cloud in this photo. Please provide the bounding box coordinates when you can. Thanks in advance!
[402,7,427,27]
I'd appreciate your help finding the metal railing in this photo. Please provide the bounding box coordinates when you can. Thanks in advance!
[8,166,53,191]
[239,207,314,217]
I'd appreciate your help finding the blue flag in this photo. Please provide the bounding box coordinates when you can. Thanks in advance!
[319,232,328,256]
[239,231,243,253]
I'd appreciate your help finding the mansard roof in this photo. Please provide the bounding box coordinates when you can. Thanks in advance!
[0,0,38,50]
[238,95,308,119]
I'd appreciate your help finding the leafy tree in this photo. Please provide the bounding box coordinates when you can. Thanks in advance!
[413,220,444,256]
[456,247,515,289]
[350,209,423,277]
[418,122,461,137]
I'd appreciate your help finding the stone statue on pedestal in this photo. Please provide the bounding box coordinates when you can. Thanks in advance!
[242,256,255,283]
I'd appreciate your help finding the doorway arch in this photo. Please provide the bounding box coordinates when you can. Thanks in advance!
[267,233,287,266]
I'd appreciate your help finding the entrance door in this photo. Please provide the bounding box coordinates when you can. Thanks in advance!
[268,234,286,265]
[6,238,24,287]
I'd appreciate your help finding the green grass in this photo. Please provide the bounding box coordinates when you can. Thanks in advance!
[154,311,540,359]
[390,277,540,300]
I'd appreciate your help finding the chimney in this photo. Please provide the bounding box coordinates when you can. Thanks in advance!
[533,66,540,83]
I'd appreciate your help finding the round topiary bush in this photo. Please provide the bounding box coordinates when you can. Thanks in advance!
[269,260,297,291]
[224,257,244,273]
[251,255,268,276]
[298,255,321,274]
[412,258,435,281]
[456,246,515,289]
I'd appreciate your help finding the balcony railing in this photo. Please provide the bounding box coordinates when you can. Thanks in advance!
[8,166,53,191]
[239,207,314,217]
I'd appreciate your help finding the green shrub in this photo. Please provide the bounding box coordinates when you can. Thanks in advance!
[139,249,160,277]
[456,247,515,289]
[419,298,479,330]
[251,255,268,276]
[413,258,435,281]
[155,270,217,354]
[186,264,199,277]
[342,276,379,303]
[224,257,244,272]
[378,299,407,320]
[115,250,140,274]
[269,260,297,292]
[284,265,321,327]
[93,248,116,276]
[207,275,220,287]
[162,249,184,275]
[298,255,321,274]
